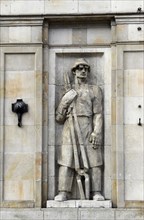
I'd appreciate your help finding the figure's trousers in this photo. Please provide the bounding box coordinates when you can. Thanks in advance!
[58,165,102,193]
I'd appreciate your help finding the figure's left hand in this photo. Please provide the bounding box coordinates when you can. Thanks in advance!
[89,132,102,149]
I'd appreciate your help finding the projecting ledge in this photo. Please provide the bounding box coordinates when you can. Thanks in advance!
[46,200,112,208]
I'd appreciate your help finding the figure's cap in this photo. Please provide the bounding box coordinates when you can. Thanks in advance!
[71,58,90,72]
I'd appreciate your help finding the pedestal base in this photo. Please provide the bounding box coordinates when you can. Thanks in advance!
[47,200,112,208]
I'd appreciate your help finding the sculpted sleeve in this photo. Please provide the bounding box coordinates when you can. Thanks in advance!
[92,86,103,114]
[56,89,77,123]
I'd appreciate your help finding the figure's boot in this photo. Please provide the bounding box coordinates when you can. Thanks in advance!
[54,166,74,201]
[93,191,104,201]
[54,191,68,201]
[91,167,105,200]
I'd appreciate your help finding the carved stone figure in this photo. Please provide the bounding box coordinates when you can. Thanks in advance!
[55,58,104,201]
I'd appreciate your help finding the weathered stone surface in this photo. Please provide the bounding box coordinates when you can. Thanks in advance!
[79,208,114,220]
[44,208,78,220]
[47,200,112,208]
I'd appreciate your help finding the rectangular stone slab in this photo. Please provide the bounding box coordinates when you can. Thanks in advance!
[47,200,112,208]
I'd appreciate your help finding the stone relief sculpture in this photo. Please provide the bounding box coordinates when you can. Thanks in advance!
[55,58,104,201]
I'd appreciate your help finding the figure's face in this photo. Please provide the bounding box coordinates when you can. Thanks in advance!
[75,64,89,79]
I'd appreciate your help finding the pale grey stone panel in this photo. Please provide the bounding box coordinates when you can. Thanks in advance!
[9,27,31,43]
[44,208,78,220]
[111,0,143,13]
[125,152,143,180]
[0,1,11,15]
[31,26,43,43]
[1,209,43,220]
[47,200,112,208]
[104,114,111,146]
[125,151,144,200]
[116,25,128,42]
[0,153,3,181]
[116,209,144,219]
[49,28,72,45]
[124,97,143,124]
[5,54,35,71]
[104,84,111,115]
[125,180,144,201]
[124,51,144,70]
[104,145,112,199]
[79,208,114,220]
[0,27,9,43]
[78,0,111,13]
[4,126,36,153]
[87,26,111,45]
[124,125,143,152]
[4,152,34,176]
[128,24,144,41]
[124,70,144,97]
[72,28,87,45]
[44,0,78,14]
[10,1,44,15]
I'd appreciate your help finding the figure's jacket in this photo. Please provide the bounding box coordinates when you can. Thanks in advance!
[55,84,103,169]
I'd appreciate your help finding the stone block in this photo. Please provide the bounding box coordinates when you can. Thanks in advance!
[48,115,56,145]
[125,152,144,180]
[4,180,34,200]
[47,200,112,208]
[79,208,114,220]
[10,1,44,15]
[125,179,144,201]
[4,125,36,153]
[4,153,35,180]
[4,153,35,200]
[104,114,111,146]
[128,24,144,41]
[44,1,78,14]
[9,27,31,43]
[5,54,35,71]
[49,28,72,45]
[0,1,11,15]
[104,146,112,199]
[44,208,78,220]
[116,97,124,125]
[0,27,9,43]
[124,51,144,70]
[124,125,143,152]
[104,84,111,115]
[116,209,144,219]
[4,71,35,98]
[87,26,111,45]
[72,28,87,45]
[124,70,144,97]
[116,25,128,42]
[111,1,143,13]
[78,1,111,13]
[48,84,56,114]
[31,26,42,43]
[0,152,3,181]
[124,97,143,125]
[1,209,43,220]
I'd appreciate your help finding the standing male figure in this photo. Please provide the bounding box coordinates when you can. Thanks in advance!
[55,58,104,201]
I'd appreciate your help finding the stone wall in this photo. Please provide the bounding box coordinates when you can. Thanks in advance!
[0,0,144,15]
[0,1,144,218]
[1,208,144,220]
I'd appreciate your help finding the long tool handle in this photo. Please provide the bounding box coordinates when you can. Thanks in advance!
[84,173,90,200]
[76,175,85,200]
[72,102,89,170]
[68,113,80,171]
